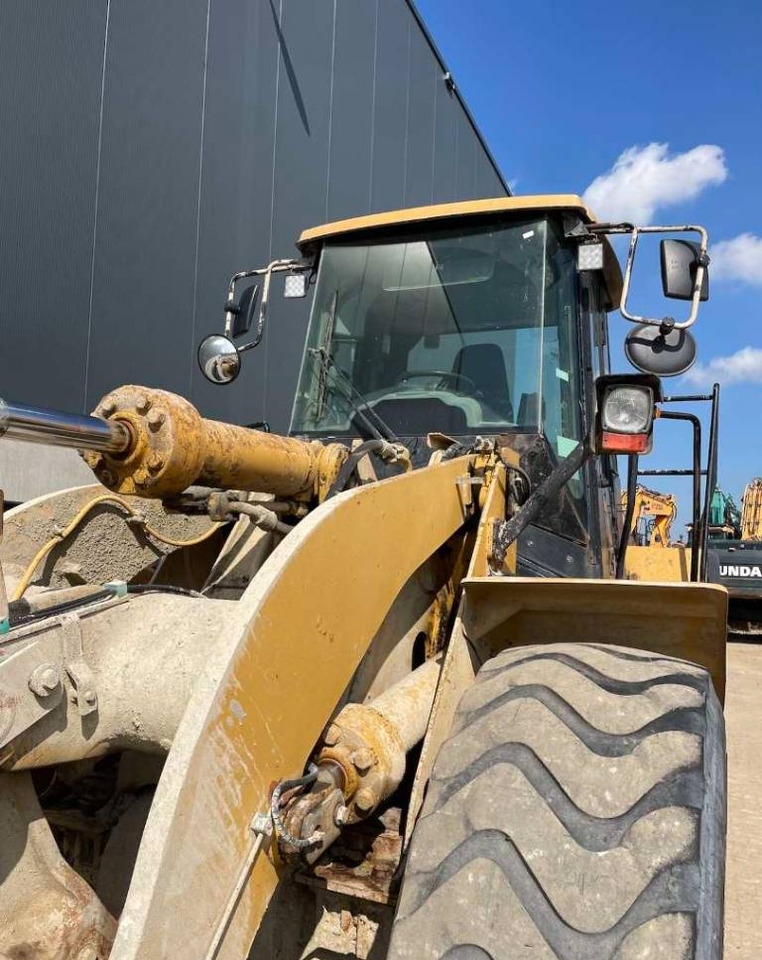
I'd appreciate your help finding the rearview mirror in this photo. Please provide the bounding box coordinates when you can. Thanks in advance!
[229,283,259,339]
[660,239,709,301]
[198,334,241,384]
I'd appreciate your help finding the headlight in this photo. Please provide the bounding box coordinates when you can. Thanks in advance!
[601,385,654,434]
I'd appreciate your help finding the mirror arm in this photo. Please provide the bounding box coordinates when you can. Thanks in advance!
[588,223,708,331]
[234,258,310,354]
[218,256,315,357]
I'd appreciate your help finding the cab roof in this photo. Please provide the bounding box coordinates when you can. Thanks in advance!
[298,194,623,309]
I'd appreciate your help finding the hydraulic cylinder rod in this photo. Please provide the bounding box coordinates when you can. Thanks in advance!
[0,398,130,453]
[0,386,346,501]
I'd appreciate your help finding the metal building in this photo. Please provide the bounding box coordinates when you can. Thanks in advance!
[0,0,507,501]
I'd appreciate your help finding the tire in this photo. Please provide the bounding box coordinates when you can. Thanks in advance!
[389,643,726,960]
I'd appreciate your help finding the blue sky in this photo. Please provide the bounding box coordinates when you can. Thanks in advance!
[418,0,762,533]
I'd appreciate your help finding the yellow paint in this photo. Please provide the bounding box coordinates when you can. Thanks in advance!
[298,195,599,245]
[87,385,347,501]
[297,194,623,311]
[109,455,475,960]
[624,544,691,583]
[467,457,518,578]
[461,576,727,701]
[741,477,762,540]
[621,485,677,547]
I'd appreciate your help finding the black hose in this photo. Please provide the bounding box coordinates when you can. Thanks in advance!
[5,582,203,631]
[126,584,204,599]
[441,441,466,461]
[8,589,113,628]
[325,440,387,499]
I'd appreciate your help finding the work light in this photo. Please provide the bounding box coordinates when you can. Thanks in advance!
[601,385,654,434]
[594,375,660,454]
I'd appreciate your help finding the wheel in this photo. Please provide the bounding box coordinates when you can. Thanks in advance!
[389,642,726,960]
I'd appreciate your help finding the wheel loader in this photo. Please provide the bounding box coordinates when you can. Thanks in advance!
[0,196,728,960]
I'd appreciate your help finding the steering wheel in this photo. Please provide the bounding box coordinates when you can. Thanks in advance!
[395,370,478,393]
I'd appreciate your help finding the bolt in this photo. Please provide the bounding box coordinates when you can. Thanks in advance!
[100,399,117,417]
[84,690,97,707]
[28,664,60,698]
[147,409,165,431]
[352,748,374,774]
[323,724,341,746]
[147,454,164,474]
[353,788,376,816]
[334,804,350,827]
[135,394,151,414]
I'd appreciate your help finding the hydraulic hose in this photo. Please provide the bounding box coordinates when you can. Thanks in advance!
[325,439,408,498]
[6,583,204,631]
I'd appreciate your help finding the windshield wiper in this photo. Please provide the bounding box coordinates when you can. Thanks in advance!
[308,346,401,445]
[314,291,339,421]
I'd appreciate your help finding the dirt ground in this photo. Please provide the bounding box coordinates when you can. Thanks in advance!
[724,642,762,958]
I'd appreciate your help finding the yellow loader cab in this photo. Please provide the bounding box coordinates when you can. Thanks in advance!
[291,195,624,580]
[0,196,726,960]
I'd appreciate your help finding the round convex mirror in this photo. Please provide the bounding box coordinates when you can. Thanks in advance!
[625,324,698,377]
[197,334,241,384]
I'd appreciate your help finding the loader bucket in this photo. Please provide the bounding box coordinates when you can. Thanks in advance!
[460,576,728,701]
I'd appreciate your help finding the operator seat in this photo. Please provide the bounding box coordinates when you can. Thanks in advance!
[452,343,513,421]
[517,391,545,428]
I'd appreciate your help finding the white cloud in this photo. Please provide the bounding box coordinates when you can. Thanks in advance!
[583,143,727,223]
[711,233,762,285]
[683,346,762,386]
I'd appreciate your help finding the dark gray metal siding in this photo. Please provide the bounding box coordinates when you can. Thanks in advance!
[0,0,507,436]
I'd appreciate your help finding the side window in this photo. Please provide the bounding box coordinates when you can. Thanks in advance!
[543,235,584,501]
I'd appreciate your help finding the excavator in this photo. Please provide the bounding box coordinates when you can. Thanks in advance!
[741,478,762,541]
[705,478,762,637]
[620,484,677,547]
[0,196,729,960]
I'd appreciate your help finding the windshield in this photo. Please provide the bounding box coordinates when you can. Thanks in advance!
[291,216,582,457]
